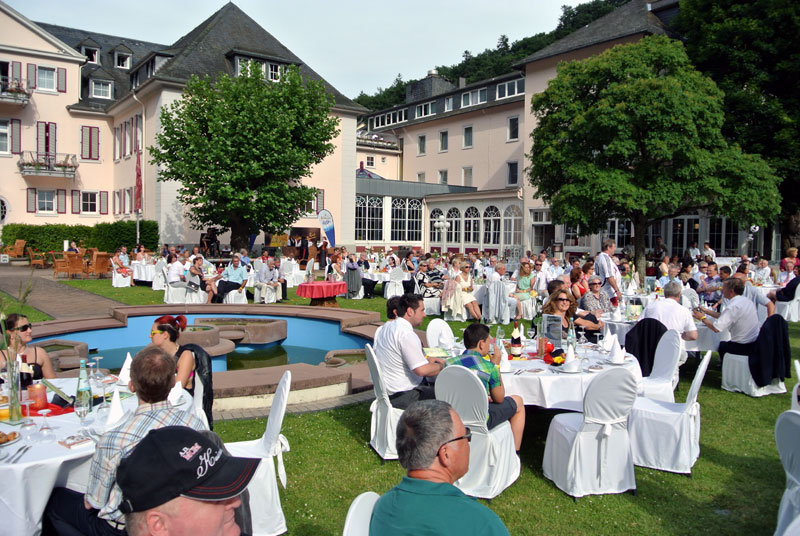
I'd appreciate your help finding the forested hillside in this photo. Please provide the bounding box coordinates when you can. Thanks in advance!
[353,0,630,111]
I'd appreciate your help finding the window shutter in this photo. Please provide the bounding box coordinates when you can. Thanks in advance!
[27,63,36,89]
[133,116,138,152]
[48,122,57,154]
[57,68,67,92]
[91,127,99,160]
[57,189,66,214]
[99,191,108,214]
[71,190,81,214]
[11,61,21,83]
[37,122,46,155]
[113,191,117,214]
[81,126,90,159]
[122,122,127,156]
[123,189,128,213]
[10,119,21,154]
[316,190,325,212]
[113,128,117,160]
[27,188,36,213]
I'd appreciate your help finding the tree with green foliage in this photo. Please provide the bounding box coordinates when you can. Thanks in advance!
[674,0,800,254]
[150,62,339,250]
[528,35,781,281]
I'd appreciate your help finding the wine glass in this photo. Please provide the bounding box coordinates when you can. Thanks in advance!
[496,326,506,342]
[38,409,56,444]
[74,392,91,435]
[93,357,109,410]
[578,326,588,347]
[20,400,38,442]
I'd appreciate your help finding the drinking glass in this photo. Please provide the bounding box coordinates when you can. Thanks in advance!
[496,327,506,342]
[75,392,91,434]
[38,409,56,444]
[20,400,38,442]
[578,327,588,346]
[93,357,109,410]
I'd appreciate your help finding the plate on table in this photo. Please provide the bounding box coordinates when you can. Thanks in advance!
[0,431,21,448]
[603,358,631,366]
[551,364,581,374]
[584,364,604,373]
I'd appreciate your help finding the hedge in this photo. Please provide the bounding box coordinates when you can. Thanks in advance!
[0,221,159,253]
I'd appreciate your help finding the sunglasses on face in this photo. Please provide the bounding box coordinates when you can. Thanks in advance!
[589,282,601,286]
[439,427,472,449]
[150,329,163,337]
[556,298,571,302]
[14,323,32,332]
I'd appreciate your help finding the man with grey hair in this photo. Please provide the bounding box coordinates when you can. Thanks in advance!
[369,400,509,536]
[694,277,758,360]
[595,239,622,301]
[693,261,709,285]
[658,264,682,287]
[639,281,698,341]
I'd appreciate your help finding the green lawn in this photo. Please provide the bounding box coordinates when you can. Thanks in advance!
[62,277,796,535]
[0,290,52,322]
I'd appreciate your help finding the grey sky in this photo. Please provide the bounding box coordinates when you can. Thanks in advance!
[8,0,585,99]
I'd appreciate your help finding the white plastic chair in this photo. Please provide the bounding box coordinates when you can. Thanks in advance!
[283,261,296,288]
[423,297,441,315]
[150,259,166,290]
[640,330,683,403]
[722,352,787,397]
[342,491,380,536]
[542,367,638,498]
[426,318,455,349]
[192,374,210,430]
[628,351,712,474]
[365,344,404,460]
[225,370,291,536]
[776,293,800,322]
[224,286,248,304]
[254,283,278,304]
[384,267,405,300]
[775,410,800,536]
[435,365,520,499]
[112,270,132,288]
[482,280,511,325]
[520,298,536,321]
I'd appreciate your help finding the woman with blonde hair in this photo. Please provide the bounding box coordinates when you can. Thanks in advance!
[541,289,604,343]
[781,247,798,272]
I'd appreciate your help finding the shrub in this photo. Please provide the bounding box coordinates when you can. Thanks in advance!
[1,221,159,253]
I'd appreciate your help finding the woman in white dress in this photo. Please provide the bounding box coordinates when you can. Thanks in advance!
[330,254,344,281]
[456,262,481,320]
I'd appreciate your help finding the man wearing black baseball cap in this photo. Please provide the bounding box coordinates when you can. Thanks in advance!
[117,426,260,536]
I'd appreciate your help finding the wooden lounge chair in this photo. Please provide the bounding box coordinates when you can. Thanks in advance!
[52,252,69,279]
[3,239,26,258]
[27,247,46,269]
[66,252,86,279]
[87,252,112,279]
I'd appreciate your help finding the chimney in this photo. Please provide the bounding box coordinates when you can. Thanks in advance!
[458,77,466,88]
[359,161,364,171]
[428,69,438,77]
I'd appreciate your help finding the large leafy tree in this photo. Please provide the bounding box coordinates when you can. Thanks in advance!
[528,35,780,281]
[150,62,339,250]
[674,0,800,254]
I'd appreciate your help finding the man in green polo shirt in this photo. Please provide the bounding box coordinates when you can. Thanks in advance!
[369,399,509,535]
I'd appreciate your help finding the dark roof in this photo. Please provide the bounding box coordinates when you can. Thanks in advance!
[356,174,476,198]
[514,0,670,66]
[37,2,366,114]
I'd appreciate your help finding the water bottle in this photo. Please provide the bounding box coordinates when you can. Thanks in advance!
[566,317,577,353]
[76,359,93,413]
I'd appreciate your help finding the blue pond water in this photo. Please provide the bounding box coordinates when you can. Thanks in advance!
[35,314,367,372]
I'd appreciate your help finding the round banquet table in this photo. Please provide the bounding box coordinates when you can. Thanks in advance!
[602,315,730,352]
[501,343,643,412]
[297,281,347,307]
[0,378,192,536]
[131,261,156,282]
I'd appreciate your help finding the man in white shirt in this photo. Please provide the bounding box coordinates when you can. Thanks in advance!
[693,278,759,361]
[687,241,701,261]
[595,239,622,301]
[254,259,282,302]
[640,282,697,341]
[373,294,445,409]
[702,242,716,261]
[531,258,551,293]
[752,258,772,284]
[166,254,187,288]
[657,264,682,287]
[693,262,708,285]
[482,256,497,280]
[489,263,522,318]
[548,257,564,279]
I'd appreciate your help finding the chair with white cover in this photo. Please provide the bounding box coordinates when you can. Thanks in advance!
[252,258,264,273]
[722,356,787,398]
[775,410,800,536]
[151,259,167,291]
[384,267,405,300]
[542,367,638,498]
[423,297,442,315]
[224,286,248,304]
[184,274,208,304]
[639,330,683,403]
[112,269,132,288]
[282,260,296,288]
[628,351,712,474]
[163,269,187,304]
[192,374,210,430]
[342,491,380,536]
[426,318,455,349]
[793,360,800,412]
[519,298,536,321]
[482,280,511,325]
[225,370,291,536]
[365,344,404,460]
[254,282,278,304]
[435,365,520,499]
[776,292,800,322]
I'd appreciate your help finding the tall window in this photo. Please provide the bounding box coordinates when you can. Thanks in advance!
[483,206,501,245]
[355,195,384,241]
[37,67,55,90]
[447,207,461,244]
[444,96,454,112]
[462,166,473,187]
[439,130,448,152]
[564,225,591,247]
[709,217,739,256]
[430,208,444,244]
[390,198,423,242]
[503,205,522,247]
[507,161,518,186]
[418,135,426,155]
[607,219,632,248]
[531,209,554,252]
[463,126,473,148]
[38,190,55,213]
[438,170,448,185]
[464,207,480,243]
[0,120,8,154]
[81,191,98,213]
[91,80,112,99]
[507,116,519,141]
[407,199,422,241]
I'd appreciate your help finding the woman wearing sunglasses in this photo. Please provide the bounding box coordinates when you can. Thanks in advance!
[148,315,195,395]
[541,289,604,343]
[0,313,56,379]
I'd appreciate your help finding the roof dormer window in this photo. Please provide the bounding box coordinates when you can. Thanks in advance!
[90,79,113,99]
[115,52,131,69]
[235,56,282,82]
[82,47,99,64]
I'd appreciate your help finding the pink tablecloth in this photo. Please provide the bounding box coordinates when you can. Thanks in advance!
[297,281,347,299]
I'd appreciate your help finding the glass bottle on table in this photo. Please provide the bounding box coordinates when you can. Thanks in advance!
[566,317,577,354]
[76,359,93,417]
[510,321,522,357]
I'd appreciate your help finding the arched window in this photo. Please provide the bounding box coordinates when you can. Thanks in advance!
[0,198,7,224]
[503,205,522,247]
[390,198,424,242]
[483,205,501,245]
[355,195,367,241]
[408,199,423,241]
[391,198,407,241]
[464,206,480,244]
[430,208,443,243]
[355,195,383,241]
[446,207,461,244]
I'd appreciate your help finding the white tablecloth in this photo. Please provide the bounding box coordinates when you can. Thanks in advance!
[603,317,730,352]
[131,261,156,282]
[361,271,410,283]
[0,378,191,536]
[502,346,643,412]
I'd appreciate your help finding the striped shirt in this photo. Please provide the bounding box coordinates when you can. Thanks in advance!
[86,400,205,522]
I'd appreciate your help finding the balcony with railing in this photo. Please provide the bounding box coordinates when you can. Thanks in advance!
[0,77,32,106]
[18,152,79,178]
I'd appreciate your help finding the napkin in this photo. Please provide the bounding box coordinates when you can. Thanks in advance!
[602,334,617,352]
[499,348,511,373]
[612,308,623,321]
[609,338,625,364]
[168,380,184,405]
[105,388,125,429]
[118,352,133,384]
[439,331,456,350]
[563,345,581,372]
[623,285,635,296]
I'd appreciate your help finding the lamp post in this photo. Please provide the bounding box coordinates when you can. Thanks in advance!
[434,214,450,256]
